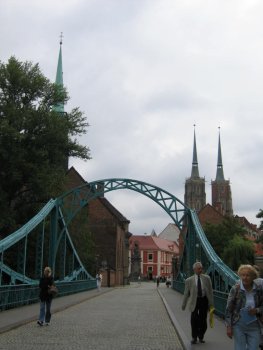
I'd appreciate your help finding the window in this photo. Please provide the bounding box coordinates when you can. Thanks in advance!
[148,253,153,261]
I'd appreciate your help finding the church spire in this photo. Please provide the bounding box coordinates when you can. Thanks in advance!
[184,125,206,211]
[53,32,64,113]
[215,127,225,181]
[212,127,233,216]
[191,125,199,178]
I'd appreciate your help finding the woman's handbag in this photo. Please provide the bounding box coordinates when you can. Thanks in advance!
[48,284,58,297]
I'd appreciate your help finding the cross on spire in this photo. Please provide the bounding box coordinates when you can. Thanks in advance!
[59,32,63,45]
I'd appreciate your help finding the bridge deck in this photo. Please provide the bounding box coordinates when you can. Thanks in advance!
[0,282,233,350]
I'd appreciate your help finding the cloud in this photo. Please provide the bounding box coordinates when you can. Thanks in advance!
[1,0,263,233]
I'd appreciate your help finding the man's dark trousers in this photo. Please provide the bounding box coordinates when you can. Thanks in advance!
[191,296,208,340]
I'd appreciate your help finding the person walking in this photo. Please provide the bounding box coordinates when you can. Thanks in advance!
[37,266,54,326]
[225,264,263,350]
[156,276,160,287]
[96,272,102,291]
[182,261,214,344]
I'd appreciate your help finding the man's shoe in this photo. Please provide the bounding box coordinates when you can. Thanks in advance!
[191,339,197,344]
[199,339,205,343]
[37,320,43,326]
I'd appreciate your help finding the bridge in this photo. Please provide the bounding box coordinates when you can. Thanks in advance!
[0,282,233,350]
[0,178,238,317]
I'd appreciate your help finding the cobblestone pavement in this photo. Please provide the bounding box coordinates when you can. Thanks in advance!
[0,283,184,350]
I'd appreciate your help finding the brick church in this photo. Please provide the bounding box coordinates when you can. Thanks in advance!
[184,127,261,241]
[65,167,131,287]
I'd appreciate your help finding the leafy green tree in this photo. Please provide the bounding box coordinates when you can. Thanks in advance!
[203,216,256,270]
[256,209,263,230]
[0,56,91,234]
[204,217,246,257]
[222,235,255,271]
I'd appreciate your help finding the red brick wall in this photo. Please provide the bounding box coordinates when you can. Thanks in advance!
[198,206,224,226]
[65,167,127,286]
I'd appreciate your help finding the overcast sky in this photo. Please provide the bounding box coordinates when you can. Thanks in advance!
[1,0,263,234]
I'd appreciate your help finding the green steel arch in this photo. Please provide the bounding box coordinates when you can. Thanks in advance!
[0,178,238,315]
[58,178,238,315]
[58,178,187,229]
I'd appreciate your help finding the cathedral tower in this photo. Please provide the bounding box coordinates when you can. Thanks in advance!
[184,127,206,211]
[211,129,233,216]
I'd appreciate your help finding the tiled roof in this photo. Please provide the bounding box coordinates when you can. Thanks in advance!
[130,236,158,250]
[130,235,179,254]
[66,166,87,184]
[66,167,129,223]
[99,197,130,223]
[152,236,179,253]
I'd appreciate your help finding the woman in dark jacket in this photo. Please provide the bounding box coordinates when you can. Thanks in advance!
[37,266,54,326]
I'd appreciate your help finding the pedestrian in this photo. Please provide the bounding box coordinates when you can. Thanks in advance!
[37,266,54,326]
[138,275,141,284]
[96,272,102,291]
[156,276,160,287]
[181,261,214,344]
[253,265,263,350]
[225,264,263,350]
[166,276,171,288]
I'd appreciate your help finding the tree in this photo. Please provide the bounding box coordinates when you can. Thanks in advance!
[0,57,91,233]
[222,235,255,271]
[203,216,256,270]
[204,217,246,257]
[256,209,263,230]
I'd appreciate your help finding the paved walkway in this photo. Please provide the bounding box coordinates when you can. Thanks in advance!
[158,283,233,350]
[0,282,233,350]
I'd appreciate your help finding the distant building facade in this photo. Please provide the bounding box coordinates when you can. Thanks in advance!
[129,235,179,280]
[158,223,180,244]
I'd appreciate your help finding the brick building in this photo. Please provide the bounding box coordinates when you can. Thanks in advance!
[66,166,130,286]
[198,204,224,227]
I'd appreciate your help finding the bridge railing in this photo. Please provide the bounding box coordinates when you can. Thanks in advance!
[0,279,96,311]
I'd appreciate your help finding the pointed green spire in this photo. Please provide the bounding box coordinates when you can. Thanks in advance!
[191,125,200,178]
[215,127,225,181]
[53,33,64,113]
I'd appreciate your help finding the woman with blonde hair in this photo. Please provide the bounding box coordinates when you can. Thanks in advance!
[225,264,263,349]
[37,266,54,326]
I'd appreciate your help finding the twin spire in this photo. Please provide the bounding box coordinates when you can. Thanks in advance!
[191,126,225,182]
